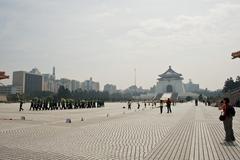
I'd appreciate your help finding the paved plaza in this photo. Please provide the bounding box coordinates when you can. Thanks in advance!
[0,102,240,160]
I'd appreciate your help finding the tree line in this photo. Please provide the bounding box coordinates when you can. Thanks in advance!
[7,86,133,102]
[223,76,240,93]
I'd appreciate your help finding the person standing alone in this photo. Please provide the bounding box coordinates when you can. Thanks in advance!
[219,98,235,142]
[166,98,172,113]
[160,100,163,114]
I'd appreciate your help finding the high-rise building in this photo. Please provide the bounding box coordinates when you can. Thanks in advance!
[54,79,80,93]
[184,79,200,93]
[29,67,41,75]
[42,67,56,93]
[25,72,43,95]
[54,80,61,93]
[104,84,117,94]
[12,67,86,94]
[53,66,56,78]
[59,78,72,91]
[81,77,100,91]
[71,80,81,91]
[13,68,43,95]
[92,82,100,91]
[13,71,26,94]
[43,74,55,92]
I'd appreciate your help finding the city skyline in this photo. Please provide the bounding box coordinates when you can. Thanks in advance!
[1,0,240,90]
[0,66,221,91]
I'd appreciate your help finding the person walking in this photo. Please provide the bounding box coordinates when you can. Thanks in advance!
[29,100,33,111]
[128,101,131,110]
[19,101,24,111]
[160,100,163,114]
[195,99,198,106]
[166,98,172,113]
[219,98,235,142]
[137,102,140,109]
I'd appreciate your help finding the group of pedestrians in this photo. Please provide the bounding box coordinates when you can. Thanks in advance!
[126,99,173,114]
[127,98,236,144]
[19,100,105,111]
[159,98,172,114]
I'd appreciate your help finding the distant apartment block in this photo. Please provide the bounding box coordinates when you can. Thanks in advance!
[13,68,43,95]
[59,78,72,91]
[43,74,55,92]
[12,67,99,94]
[104,84,117,94]
[124,85,147,94]
[184,79,200,93]
[81,77,100,91]
[13,71,26,94]
[43,67,56,92]
[71,80,81,91]
[25,72,43,94]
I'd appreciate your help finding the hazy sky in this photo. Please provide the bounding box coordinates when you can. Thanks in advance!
[0,0,240,90]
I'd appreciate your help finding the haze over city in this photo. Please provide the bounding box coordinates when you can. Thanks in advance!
[1,0,240,90]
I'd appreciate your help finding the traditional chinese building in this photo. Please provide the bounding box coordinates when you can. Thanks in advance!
[232,50,240,59]
[155,66,185,97]
[0,71,9,80]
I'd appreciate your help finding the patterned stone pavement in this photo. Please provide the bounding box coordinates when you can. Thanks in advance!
[0,102,240,160]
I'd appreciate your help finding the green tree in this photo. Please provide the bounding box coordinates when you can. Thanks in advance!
[57,86,71,99]
[186,96,193,101]
[223,77,235,92]
[236,76,240,88]
[198,94,203,102]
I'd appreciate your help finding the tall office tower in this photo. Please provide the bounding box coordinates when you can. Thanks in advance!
[13,71,26,94]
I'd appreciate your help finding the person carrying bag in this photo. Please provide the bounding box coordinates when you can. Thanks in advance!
[219,98,235,142]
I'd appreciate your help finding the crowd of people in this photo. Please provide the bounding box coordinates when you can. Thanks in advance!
[18,96,236,144]
[19,99,104,111]
[126,98,173,114]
